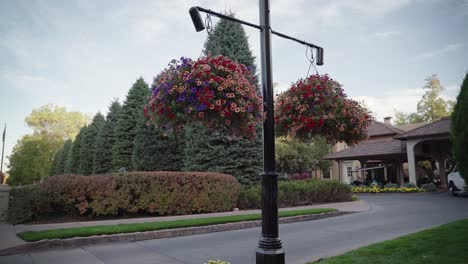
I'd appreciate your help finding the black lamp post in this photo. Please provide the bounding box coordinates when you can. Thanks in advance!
[189,1,323,263]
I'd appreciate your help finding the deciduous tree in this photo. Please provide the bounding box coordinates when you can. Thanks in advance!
[394,74,451,125]
[8,135,55,185]
[8,105,88,184]
[417,74,449,122]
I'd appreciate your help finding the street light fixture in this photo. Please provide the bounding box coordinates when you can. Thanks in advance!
[189,1,324,263]
[189,7,205,32]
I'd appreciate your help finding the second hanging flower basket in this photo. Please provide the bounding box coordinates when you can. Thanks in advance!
[275,74,372,144]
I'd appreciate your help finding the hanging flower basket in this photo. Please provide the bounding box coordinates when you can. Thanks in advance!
[145,56,263,139]
[275,74,372,144]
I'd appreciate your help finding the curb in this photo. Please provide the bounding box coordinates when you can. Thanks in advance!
[0,211,352,256]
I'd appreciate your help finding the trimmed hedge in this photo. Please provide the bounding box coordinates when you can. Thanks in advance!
[237,180,352,209]
[8,185,52,224]
[8,172,240,224]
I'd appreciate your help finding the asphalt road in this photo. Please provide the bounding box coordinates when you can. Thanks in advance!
[1,193,468,264]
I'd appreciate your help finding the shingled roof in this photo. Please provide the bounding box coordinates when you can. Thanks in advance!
[394,117,451,140]
[395,121,428,132]
[323,140,406,161]
[367,120,405,137]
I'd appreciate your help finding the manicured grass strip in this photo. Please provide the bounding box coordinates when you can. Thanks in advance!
[18,208,336,242]
[309,219,468,264]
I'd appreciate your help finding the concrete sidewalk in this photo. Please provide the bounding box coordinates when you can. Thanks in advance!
[1,200,368,252]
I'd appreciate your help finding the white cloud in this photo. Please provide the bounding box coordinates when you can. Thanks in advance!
[309,0,414,29]
[375,31,401,39]
[413,43,464,60]
[353,88,456,121]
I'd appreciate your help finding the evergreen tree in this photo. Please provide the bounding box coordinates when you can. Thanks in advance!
[58,139,72,174]
[112,78,149,170]
[183,12,263,185]
[49,148,62,176]
[183,125,262,185]
[79,113,105,175]
[67,127,86,174]
[203,12,257,78]
[93,100,122,174]
[50,139,73,176]
[451,72,468,186]
[132,117,185,171]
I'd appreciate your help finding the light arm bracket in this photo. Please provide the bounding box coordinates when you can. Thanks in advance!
[189,6,324,66]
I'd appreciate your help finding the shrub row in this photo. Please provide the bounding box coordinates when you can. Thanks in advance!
[237,180,352,209]
[9,172,240,224]
[421,183,438,192]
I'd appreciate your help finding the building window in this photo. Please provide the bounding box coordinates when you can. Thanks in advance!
[347,167,353,178]
[322,167,331,179]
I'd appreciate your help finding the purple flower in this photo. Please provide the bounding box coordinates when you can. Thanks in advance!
[176,94,185,102]
[195,104,207,111]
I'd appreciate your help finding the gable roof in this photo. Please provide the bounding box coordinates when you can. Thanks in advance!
[367,120,405,137]
[394,117,451,140]
[323,139,406,161]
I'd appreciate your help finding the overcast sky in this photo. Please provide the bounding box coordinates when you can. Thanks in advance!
[1,0,467,169]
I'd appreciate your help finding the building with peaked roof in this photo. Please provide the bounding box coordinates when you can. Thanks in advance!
[322,117,451,187]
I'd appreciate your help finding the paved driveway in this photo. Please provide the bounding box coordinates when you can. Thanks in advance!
[1,193,467,264]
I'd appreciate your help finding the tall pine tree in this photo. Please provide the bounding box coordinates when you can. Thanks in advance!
[112,78,149,170]
[79,113,105,175]
[132,118,185,171]
[49,139,73,176]
[49,148,62,176]
[184,14,263,185]
[66,127,85,174]
[93,100,122,174]
[203,12,257,81]
[451,72,468,186]
[58,139,72,174]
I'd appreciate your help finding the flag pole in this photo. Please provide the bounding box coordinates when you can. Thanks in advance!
[1,124,6,173]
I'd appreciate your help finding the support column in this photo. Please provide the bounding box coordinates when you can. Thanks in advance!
[406,140,418,185]
[397,160,405,186]
[338,161,342,183]
[384,165,388,182]
[359,160,367,183]
[400,162,405,185]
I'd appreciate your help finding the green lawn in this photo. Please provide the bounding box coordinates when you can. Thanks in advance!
[18,208,336,242]
[310,219,468,264]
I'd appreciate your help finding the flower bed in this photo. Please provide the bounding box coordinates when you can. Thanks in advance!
[145,56,263,139]
[352,185,425,193]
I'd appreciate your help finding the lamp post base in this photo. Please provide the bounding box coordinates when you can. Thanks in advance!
[256,247,285,264]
